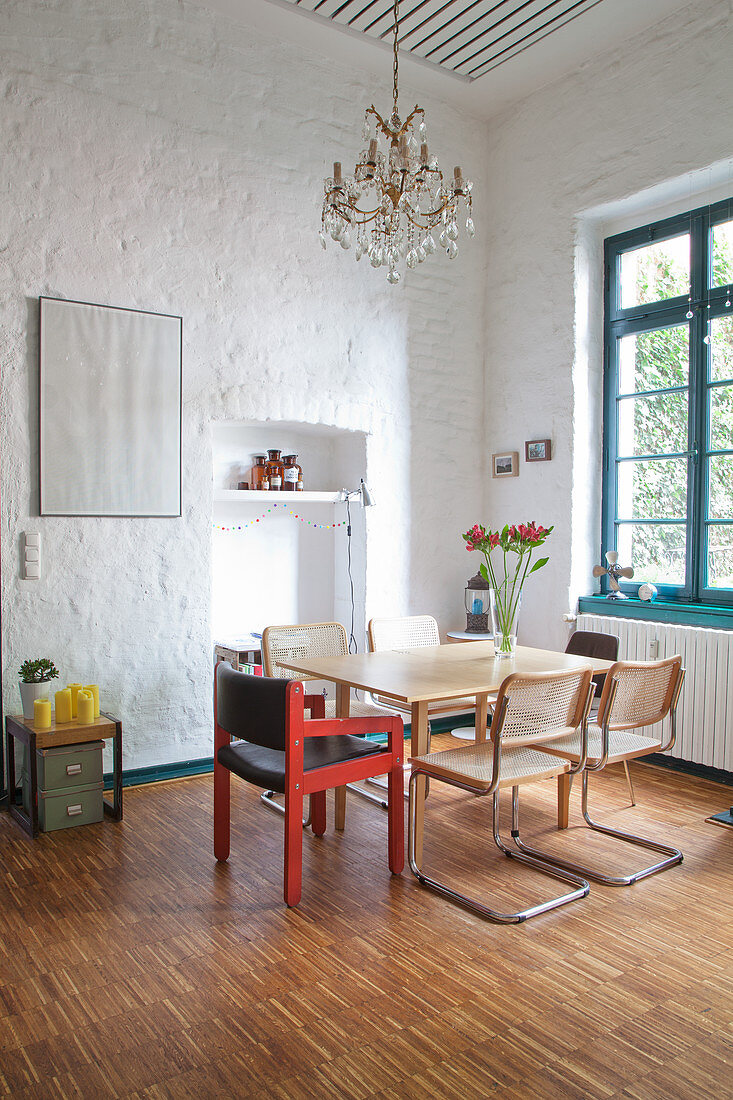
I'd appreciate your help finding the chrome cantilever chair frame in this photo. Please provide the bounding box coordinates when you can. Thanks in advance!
[408,668,595,924]
[564,630,635,804]
[518,658,686,886]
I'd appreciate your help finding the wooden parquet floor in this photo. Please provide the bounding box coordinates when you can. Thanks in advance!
[1,740,732,1099]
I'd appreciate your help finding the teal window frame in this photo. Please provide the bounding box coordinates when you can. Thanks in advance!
[603,197,733,607]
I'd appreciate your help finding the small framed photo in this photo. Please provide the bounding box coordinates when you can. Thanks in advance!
[492,451,519,478]
[525,439,552,462]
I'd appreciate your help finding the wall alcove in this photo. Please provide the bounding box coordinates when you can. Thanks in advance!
[212,421,368,648]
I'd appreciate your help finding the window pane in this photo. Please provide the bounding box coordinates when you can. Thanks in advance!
[617,392,688,457]
[617,459,687,520]
[712,219,733,288]
[710,314,733,383]
[709,456,733,519]
[619,235,689,309]
[709,384,733,451]
[618,325,689,394]
[707,524,733,589]
[617,523,686,585]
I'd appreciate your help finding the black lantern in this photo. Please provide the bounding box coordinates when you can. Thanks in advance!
[464,572,490,633]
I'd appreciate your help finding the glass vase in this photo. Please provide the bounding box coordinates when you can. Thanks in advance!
[489,589,522,658]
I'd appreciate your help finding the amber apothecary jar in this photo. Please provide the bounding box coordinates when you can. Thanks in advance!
[250,454,269,490]
[266,449,284,491]
[282,454,303,491]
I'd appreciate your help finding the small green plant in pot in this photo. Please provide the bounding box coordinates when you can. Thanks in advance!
[18,658,60,721]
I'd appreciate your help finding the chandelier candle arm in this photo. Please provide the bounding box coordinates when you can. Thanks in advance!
[319,0,474,282]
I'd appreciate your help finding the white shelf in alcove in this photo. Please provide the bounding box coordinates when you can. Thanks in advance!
[214,490,343,504]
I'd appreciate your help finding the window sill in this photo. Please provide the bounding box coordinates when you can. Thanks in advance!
[577,595,733,630]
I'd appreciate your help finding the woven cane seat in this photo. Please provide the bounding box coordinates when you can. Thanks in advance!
[409,740,570,791]
[536,725,661,766]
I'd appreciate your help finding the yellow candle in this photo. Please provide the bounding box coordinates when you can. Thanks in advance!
[77,689,95,725]
[55,688,73,724]
[67,684,82,718]
[83,684,100,718]
[34,698,52,730]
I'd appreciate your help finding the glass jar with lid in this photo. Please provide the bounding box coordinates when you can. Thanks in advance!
[282,454,303,491]
[250,454,269,490]
[266,449,284,491]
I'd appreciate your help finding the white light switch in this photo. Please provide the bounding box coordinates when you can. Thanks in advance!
[23,532,42,580]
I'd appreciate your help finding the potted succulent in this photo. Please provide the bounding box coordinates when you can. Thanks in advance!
[18,658,60,720]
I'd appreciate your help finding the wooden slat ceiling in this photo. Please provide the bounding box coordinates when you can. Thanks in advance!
[281,0,607,81]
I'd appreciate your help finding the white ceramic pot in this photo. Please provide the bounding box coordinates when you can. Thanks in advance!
[19,680,49,721]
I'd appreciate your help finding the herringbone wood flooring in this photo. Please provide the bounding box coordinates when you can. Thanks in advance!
[1,741,731,1098]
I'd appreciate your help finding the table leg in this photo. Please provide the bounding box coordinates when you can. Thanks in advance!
[334,683,350,831]
[5,720,38,838]
[104,717,124,821]
[28,735,39,836]
[558,773,571,830]
[409,700,430,865]
[474,694,488,744]
[3,722,11,811]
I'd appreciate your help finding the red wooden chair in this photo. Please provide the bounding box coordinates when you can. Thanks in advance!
[214,662,404,906]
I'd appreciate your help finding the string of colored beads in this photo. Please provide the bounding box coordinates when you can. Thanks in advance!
[213,502,347,531]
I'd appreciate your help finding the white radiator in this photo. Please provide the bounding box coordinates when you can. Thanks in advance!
[577,613,733,772]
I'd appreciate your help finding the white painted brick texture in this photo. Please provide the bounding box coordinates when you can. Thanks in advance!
[0,0,488,766]
[482,0,732,651]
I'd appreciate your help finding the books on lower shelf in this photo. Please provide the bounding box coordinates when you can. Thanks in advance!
[214,635,263,673]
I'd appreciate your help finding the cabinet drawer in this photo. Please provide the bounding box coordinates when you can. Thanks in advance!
[38,782,104,832]
[23,740,104,792]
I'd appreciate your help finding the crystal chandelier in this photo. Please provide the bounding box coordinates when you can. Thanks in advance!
[319,0,474,284]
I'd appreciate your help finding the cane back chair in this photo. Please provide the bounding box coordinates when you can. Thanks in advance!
[368,615,491,728]
[262,622,393,817]
[525,655,686,886]
[408,667,595,923]
[214,663,404,907]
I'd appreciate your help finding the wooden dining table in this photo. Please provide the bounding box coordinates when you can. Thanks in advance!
[279,639,615,861]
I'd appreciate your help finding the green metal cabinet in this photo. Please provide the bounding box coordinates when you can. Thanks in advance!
[22,741,104,832]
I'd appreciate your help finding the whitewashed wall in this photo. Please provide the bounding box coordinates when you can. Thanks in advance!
[0,0,488,767]
[483,0,733,651]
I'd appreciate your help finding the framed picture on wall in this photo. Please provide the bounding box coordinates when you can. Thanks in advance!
[492,451,519,478]
[39,297,182,516]
[525,439,552,462]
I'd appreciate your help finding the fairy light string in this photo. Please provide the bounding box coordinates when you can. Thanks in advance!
[213,501,347,532]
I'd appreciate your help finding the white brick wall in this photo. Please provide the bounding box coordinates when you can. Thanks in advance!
[2,0,729,768]
[0,0,488,766]
[482,0,733,652]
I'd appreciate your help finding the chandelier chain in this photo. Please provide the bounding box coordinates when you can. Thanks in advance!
[392,0,399,117]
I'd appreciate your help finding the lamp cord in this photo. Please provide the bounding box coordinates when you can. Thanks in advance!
[346,498,357,653]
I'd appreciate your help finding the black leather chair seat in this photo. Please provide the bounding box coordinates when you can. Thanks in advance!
[218,735,385,794]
